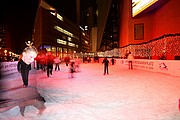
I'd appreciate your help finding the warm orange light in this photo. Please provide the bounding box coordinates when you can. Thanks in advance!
[4,50,7,53]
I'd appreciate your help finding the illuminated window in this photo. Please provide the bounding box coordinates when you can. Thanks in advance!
[50,12,63,21]
[54,26,73,37]
[68,42,75,47]
[57,39,67,45]
[50,12,55,16]
[58,47,62,52]
[85,41,88,44]
[68,37,72,41]
[46,47,51,51]
[9,51,12,56]
[79,26,84,31]
[57,13,63,21]
[63,48,67,55]
[52,47,56,52]
[85,26,88,31]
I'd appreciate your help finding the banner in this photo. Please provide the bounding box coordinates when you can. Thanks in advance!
[0,61,18,76]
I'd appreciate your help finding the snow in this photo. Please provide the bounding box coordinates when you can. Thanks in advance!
[1,62,180,120]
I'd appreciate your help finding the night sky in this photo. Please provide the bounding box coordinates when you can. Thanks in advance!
[0,0,39,53]
[0,0,96,53]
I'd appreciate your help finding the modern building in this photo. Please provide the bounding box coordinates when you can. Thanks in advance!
[95,0,180,59]
[96,0,119,52]
[80,2,97,53]
[118,0,180,59]
[32,0,90,58]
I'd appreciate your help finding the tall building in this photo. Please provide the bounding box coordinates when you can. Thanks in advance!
[0,25,9,49]
[80,3,97,52]
[0,25,18,61]
[119,0,180,59]
[33,0,90,58]
[94,0,180,59]
[98,0,119,51]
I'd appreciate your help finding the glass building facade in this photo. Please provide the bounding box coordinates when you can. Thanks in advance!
[33,0,90,58]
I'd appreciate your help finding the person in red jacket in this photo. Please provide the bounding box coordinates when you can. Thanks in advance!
[102,57,109,75]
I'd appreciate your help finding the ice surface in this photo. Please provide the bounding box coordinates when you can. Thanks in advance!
[0,62,180,120]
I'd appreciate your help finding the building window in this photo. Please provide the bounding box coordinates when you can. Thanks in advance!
[57,39,67,45]
[134,23,144,40]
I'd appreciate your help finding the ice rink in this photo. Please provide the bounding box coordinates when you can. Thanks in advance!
[0,62,180,120]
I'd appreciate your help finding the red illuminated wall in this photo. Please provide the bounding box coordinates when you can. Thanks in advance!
[119,0,180,47]
[119,0,130,47]
[152,0,180,38]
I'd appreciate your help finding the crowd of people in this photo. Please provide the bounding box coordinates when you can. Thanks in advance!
[32,51,135,78]
[16,42,135,88]
[1,41,136,117]
[34,52,81,78]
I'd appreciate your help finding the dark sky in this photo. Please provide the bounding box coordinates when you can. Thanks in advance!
[0,0,96,53]
[0,0,39,53]
[45,0,96,24]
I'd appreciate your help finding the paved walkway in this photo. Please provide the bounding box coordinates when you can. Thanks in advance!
[0,62,180,120]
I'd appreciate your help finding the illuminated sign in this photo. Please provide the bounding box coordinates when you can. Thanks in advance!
[132,0,158,17]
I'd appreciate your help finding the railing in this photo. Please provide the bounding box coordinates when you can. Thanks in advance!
[96,33,180,60]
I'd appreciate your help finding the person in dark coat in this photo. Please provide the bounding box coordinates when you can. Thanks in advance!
[111,56,115,65]
[46,52,55,77]
[17,42,38,87]
[17,60,31,87]
[102,57,109,75]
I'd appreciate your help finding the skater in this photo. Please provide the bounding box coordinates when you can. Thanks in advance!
[17,41,38,87]
[69,60,75,78]
[102,57,109,75]
[40,53,46,72]
[74,57,81,72]
[54,56,61,71]
[127,51,134,69]
[46,52,55,77]
[64,55,70,66]
[111,56,115,65]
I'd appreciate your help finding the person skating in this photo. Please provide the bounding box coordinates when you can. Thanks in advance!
[54,56,61,71]
[46,52,55,77]
[17,41,38,87]
[111,56,115,65]
[127,51,134,69]
[69,60,75,78]
[102,57,109,75]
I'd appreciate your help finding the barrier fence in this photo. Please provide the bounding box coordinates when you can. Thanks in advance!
[96,33,180,60]
[74,33,180,60]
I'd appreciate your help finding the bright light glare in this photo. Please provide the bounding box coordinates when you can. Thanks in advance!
[132,0,158,17]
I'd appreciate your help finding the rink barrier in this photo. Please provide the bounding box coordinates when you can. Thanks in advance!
[1,59,179,77]
[99,58,180,77]
[0,61,35,76]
